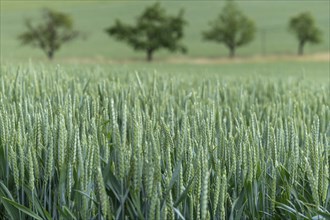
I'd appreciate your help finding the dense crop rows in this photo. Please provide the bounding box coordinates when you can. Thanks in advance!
[0,66,329,219]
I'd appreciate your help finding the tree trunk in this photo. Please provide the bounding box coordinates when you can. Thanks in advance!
[48,51,54,60]
[298,41,304,55]
[147,49,153,62]
[229,47,235,58]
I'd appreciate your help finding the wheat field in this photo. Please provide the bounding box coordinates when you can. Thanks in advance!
[0,65,329,219]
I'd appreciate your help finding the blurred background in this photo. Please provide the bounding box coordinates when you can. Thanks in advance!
[0,0,329,63]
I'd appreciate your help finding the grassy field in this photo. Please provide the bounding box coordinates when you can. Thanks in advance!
[3,58,329,81]
[1,0,329,61]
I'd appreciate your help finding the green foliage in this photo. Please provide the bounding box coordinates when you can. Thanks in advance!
[105,3,187,61]
[203,2,256,58]
[18,8,80,60]
[288,12,322,55]
[0,64,329,219]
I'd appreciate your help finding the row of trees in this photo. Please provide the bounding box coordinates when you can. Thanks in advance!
[19,2,323,61]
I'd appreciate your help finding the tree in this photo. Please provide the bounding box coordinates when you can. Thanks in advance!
[105,3,187,62]
[288,12,322,55]
[18,8,80,60]
[202,2,256,58]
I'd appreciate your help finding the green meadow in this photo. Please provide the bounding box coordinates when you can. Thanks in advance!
[1,0,329,61]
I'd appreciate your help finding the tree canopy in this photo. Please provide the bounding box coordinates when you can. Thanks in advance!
[288,12,322,55]
[203,2,256,58]
[105,3,187,61]
[18,8,80,60]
